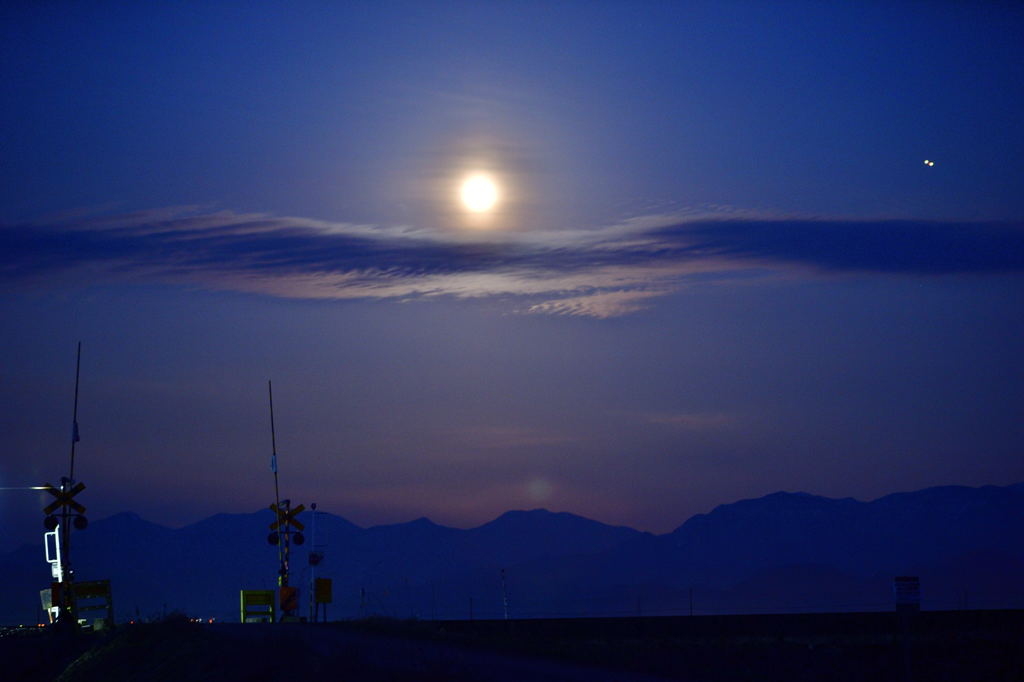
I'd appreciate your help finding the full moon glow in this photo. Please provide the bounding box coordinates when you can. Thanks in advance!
[460,174,499,213]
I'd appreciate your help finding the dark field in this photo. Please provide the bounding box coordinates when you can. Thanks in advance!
[2,610,1021,681]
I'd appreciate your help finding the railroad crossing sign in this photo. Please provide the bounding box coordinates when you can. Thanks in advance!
[42,482,86,515]
[269,502,305,531]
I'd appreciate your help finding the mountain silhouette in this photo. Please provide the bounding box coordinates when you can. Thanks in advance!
[2,483,1022,624]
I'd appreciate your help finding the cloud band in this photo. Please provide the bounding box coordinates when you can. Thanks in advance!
[3,207,1021,317]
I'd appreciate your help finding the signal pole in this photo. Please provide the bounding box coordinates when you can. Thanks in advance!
[265,381,305,621]
[42,342,89,628]
[269,381,283,581]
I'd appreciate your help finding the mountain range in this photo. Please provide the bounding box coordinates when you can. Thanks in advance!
[2,483,1023,624]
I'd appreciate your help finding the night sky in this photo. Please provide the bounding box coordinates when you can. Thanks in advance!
[2,2,1023,551]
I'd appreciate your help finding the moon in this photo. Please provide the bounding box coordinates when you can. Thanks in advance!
[460,174,499,213]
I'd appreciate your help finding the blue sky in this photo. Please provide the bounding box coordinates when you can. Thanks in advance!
[2,1,1023,549]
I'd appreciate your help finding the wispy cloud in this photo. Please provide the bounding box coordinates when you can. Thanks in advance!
[2,206,1022,317]
[525,290,671,318]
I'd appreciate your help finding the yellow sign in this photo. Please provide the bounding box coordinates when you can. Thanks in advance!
[314,578,333,604]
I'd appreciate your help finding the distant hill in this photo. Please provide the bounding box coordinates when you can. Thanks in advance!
[2,483,1022,624]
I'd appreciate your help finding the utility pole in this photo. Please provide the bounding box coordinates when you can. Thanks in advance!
[309,502,317,622]
[501,569,510,621]
[307,502,328,622]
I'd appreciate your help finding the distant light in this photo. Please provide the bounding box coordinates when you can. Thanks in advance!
[924,159,935,167]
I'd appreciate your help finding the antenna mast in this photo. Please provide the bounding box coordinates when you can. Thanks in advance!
[269,381,281,521]
[69,341,81,481]
[265,380,305,620]
[268,381,284,581]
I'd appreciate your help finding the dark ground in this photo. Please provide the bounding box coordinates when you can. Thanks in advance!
[2,610,1021,681]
